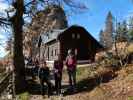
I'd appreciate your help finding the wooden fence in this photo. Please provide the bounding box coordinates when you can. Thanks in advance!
[0,72,12,95]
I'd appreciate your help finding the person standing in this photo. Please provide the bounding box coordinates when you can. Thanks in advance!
[33,58,39,76]
[53,54,64,95]
[38,60,52,97]
[65,49,77,92]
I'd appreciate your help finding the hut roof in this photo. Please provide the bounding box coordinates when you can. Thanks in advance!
[41,25,103,49]
[41,29,65,44]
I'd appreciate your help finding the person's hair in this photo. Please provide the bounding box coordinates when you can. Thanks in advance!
[68,49,75,56]
[68,49,72,54]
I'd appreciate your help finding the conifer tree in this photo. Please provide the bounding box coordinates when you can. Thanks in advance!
[100,11,114,48]
[99,29,104,46]
[115,20,128,42]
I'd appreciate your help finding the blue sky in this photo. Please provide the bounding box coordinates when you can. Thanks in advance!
[0,0,133,57]
[68,0,133,40]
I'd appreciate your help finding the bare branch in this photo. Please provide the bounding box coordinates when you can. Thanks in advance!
[24,0,36,7]
[0,19,11,26]
[63,0,88,9]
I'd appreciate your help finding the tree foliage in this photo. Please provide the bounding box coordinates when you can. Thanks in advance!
[128,17,133,40]
[115,20,128,42]
[99,11,114,48]
[99,29,104,45]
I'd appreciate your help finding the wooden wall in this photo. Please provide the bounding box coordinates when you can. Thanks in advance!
[43,41,60,61]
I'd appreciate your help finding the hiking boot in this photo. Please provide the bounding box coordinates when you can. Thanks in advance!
[42,95,47,99]
[73,88,77,93]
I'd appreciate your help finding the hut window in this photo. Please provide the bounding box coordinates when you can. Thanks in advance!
[55,49,57,56]
[72,33,75,39]
[51,50,53,56]
[77,34,80,39]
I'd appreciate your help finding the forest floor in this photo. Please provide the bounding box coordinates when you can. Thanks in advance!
[18,64,133,100]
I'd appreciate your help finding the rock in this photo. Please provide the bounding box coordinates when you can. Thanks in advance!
[23,5,68,57]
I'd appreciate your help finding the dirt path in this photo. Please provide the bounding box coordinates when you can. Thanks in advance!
[28,81,68,100]
[28,66,116,100]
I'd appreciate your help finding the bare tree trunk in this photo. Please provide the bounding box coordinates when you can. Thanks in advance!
[11,0,26,93]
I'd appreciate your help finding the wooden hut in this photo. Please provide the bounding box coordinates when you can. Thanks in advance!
[41,25,103,62]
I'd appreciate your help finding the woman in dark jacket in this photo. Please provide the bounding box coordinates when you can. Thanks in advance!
[38,60,52,97]
[53,54,64,95]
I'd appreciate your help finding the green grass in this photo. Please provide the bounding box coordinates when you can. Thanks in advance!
[17,92,30,100]
[128,96,133,100]
[76,67,90,81]
[62,66,91,83]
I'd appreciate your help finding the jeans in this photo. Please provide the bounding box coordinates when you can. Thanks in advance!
[40,78,52,97]
[54,72,62,94]
[67,69,76,89]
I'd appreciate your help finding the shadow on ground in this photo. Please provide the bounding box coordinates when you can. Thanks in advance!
[25,68,117,97]
[26,79,42,95]
[63,69,117,96]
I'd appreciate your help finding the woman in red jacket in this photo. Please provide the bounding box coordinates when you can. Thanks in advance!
[65,49,77,92]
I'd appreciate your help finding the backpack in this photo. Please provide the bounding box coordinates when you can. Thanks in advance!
[38,67,49,79]
[67,55,75,66]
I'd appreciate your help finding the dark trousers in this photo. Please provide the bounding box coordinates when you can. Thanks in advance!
[54,72,62,94]
[40,78,52,97]
[67,69,76,89]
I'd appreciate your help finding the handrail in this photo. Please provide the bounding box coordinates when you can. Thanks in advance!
[0,72,12,94]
